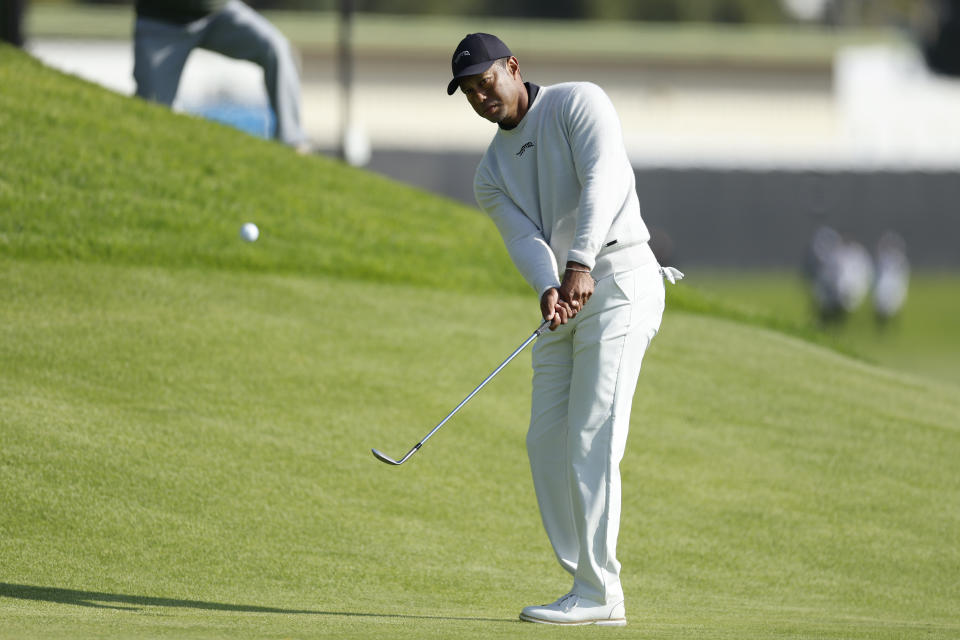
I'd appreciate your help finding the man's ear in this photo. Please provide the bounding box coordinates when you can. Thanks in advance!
[507,56,521,78]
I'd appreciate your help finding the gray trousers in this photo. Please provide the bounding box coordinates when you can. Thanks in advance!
[133,0,306,146]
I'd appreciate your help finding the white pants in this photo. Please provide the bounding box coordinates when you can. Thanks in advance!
[527,257,664,605]
[133,0,306,146]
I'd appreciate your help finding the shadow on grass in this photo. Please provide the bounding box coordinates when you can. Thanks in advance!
[0,583,513,623]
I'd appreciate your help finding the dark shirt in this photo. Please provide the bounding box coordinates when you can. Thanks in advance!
[500,82,540,131]
[526,82,541,106]
[135,0,228,24]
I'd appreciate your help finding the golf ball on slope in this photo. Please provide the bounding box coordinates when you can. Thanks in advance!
[240,222,259,242]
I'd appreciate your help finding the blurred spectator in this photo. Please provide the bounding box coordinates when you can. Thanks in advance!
[805,226,845,323]
[923,0,960,76]
[804,226,874,325]
[873,231,910,326]
[1,0,25,47]
[835,239,874,316]
[133,0,309,151]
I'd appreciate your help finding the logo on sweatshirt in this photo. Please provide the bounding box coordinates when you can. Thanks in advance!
[516,141,535,157]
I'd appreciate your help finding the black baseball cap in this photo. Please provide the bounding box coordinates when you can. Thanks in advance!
[446,33,512,95]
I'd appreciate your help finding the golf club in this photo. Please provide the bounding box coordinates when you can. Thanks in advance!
[372,319,551,466]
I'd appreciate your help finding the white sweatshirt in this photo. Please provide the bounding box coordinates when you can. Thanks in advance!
[474,82,651,296]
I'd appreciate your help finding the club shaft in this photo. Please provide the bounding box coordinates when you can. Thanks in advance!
[374,320,549,465]
[415,320,548,450]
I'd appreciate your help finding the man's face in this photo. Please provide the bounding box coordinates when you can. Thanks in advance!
[459,58,524,126]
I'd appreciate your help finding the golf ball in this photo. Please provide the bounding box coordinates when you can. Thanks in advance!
[240,222,260,242]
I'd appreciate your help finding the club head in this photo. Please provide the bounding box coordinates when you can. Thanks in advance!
[371,448,401,465]
[371,442,422,466]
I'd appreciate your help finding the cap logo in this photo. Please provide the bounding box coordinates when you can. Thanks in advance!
[454,50,471,64]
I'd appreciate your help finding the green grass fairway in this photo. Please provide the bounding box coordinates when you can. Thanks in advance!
[2,45,959,639]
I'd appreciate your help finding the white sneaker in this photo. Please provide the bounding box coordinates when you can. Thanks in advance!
[519,592,626,626]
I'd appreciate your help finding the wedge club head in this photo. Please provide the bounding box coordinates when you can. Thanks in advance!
[370,449,399,465]
[371,444,420,466]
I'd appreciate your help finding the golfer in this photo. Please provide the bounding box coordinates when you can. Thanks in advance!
[447,33,681,626]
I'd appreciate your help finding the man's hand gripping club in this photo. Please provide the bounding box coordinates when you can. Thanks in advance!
[540,262,596,331]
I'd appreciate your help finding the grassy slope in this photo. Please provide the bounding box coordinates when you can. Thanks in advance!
[0,48,521,292]
[2,45,959,639]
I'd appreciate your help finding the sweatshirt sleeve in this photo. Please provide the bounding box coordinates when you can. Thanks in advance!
[475,165,561,297]
[563,83,633,270]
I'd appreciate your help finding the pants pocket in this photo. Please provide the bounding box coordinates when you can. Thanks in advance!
[611,268,637,302]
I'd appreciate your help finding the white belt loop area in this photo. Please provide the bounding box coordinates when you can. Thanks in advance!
[589,243,657,282]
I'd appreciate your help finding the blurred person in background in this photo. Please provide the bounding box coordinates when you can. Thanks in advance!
[835,238,874,318]
[447,32,683,627]
[133,0,309,151]
[804,226,874,325]
[872,231,910,326]
[1,0,25,47]
[805,226,846,323]
[923,0,960,77]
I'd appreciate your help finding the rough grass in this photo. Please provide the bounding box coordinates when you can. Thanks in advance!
[1,44,959,639]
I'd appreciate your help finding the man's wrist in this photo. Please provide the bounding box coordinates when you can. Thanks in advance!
[540,283,559,295]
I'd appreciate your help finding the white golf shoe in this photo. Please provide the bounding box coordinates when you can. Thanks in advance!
[519,592,626,626]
